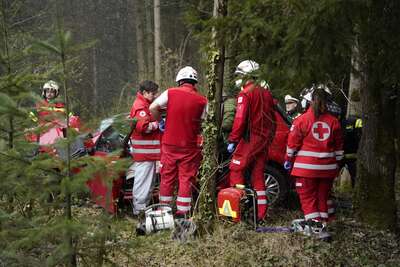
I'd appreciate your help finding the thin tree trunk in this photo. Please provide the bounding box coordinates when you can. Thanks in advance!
[1,1,13,149]
[91,1,99,115]
[212,0,225,128]
[120,0,129,80]
[346,40,362,118]
[153,0,161,84]
[134,0,145,81]
[195,0,227,234]
[92,46,98,113]
[8,115,13,149]
[145,0,154,80]
[55,2,76,265]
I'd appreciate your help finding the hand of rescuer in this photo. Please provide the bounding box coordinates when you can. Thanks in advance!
[227,142,236,153]
[159,118,166,132]
[283,160,293,171]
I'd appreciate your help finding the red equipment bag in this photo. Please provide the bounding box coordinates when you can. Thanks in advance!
[217,187,246,222]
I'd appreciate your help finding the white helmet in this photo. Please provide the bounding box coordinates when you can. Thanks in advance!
[235,60,259,75]
[299,87,313,109]
[42,80,60,98]
[284,94,299,104]
[300,84,332,109]
[176,66,198,83]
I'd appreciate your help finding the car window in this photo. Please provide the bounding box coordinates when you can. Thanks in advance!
[96,126,123,153]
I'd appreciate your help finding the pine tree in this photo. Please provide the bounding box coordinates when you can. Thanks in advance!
[0,1,134,265]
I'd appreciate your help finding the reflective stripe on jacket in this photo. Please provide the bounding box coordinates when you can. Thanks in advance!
[130,93,161,161]
[34,100,68,122]
[286,108,343,178]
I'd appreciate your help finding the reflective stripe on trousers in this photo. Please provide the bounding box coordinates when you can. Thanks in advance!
[176,196,192,214]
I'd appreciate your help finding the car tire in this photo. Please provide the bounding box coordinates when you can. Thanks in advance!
[264,165,289,206]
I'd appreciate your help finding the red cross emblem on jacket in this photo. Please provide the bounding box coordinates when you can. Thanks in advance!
[312,121,330,141]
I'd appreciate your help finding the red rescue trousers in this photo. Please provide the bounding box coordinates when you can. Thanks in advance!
[295,177,334,221]
[159,144,202,215]
[229,140,269,221]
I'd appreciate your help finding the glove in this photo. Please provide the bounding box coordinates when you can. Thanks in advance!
[159,118,166,132]
[227,142,236,153]
[283,161,292,171]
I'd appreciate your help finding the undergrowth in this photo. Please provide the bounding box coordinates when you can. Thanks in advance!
[93,206,400,267]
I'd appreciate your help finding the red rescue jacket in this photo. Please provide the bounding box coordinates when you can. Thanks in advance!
[162,83,207,148]
[228,81,275,149]
[129,93,161,161]
[286,108,344,178]
[35,100,67,123]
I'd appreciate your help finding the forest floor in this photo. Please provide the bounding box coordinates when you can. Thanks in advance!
[79,198,400,267]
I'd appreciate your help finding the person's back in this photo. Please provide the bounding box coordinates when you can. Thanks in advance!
[289,108,342,178]
[149,66,207,217]
[246,83,275,140]
[229,81,275,147]
[163,83,207,148]
[221,97,236,133]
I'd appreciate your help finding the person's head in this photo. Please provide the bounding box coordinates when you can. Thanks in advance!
[42,80,59,100]
[234,60,259,88]
[176,66,198,86]
[139,80,159,102]
[284,95,299,113]
[311,86,329,118]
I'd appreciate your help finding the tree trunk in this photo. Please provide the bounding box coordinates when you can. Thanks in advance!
[145,0,154,80]
[153,0,161,85]
[212,0,226,128]
[92,46,98,113]
[353,0,397,231]
[91,1,99,114]
[396,86,400,227]
[346,40,362,118]
[195,0,227,234]
[134,0,145,82]
[54,1,76,264]
[120,0,129,80]
[1,1,14,149]
[354,68,397,230]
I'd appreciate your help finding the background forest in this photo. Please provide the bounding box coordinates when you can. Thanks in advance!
[0,0,203,119]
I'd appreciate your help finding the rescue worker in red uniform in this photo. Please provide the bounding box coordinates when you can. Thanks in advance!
[149,66,207,217]
[27,80,80,145]
[299,84,342,221]
[227,60,276,221]
[285,86,343,239]
[30,80,66,123]
[127,80,161,215]
[30,80,80,128]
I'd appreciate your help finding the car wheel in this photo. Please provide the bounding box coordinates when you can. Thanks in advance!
[264,165,289,206]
